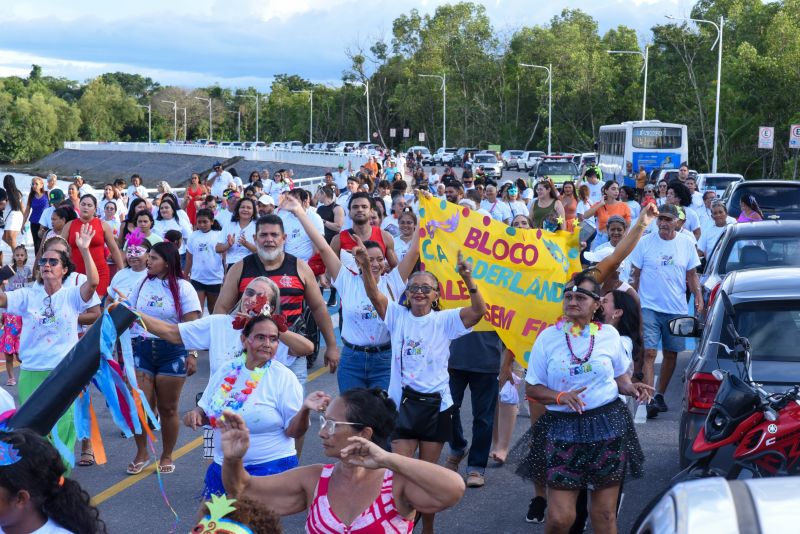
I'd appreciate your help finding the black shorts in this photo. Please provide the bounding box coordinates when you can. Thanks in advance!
[191,280,222,294]
[391,406,454,443]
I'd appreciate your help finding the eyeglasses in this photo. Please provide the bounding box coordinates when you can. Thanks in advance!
[407,285,435,294]
[319,415,362,435]
[248,334,279,345]
[243,288,267,298]
[38,258,61,267]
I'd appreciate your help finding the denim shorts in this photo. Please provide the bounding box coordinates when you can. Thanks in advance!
[337,343,392,393]
[642,308,685,353]
[133,337,188,377]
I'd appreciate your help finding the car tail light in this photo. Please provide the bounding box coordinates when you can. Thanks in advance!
[688,372,721,413]
[707,282,722,309]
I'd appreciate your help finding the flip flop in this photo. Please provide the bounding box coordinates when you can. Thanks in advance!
[126,459,151,475]
[489,452,506,466]
[5,378,15,386]
[158,462,176,474]
[78,451,95,467]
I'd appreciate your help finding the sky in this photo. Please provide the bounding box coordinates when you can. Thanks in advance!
[0,0,699,89]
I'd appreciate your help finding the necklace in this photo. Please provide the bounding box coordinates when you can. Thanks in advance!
[206,354,269,427]
[556,318,601,365]
[565,332,595,365]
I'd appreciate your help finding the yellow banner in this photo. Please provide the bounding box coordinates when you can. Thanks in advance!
[418,196,582,368]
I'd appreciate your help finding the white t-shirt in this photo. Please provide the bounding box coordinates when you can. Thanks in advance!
[129,277,201,338]
[630,232,700,314]
[526,324,628,412]
[0,518,74,534]
[198,359,301,466]
[208,171,235,199]
[5,285,94,371]
[0,387,15,414]
[506,200,528,219]
[187,230,224,285]
[384,302,471,411]
[265,180,291,203]
[334,268,405,347]
[394,237,413,262]
[126,185,148,208]
[380,215,401,238]
[480,200,512,224]
[218,219,256,266]
[3,206,23,232]
[697,223,730,258]
[521,188,535,205]
[585,180,604,204]
[37,205,55,228]
[107,268,148,302]
[153,217,192,253]
[179,314,292,376]
[278,210,323,262]
[332,170,349,190]
[215,209,234,229]
[683,206,700,233]
[576,200,596,228]
[626,200,641,220]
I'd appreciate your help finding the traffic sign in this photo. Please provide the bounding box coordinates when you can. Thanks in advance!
[403,128,410,138]
[758,126,774,149]
[790,124,800,149]
[418,132,425,142]
[389,128,396,138]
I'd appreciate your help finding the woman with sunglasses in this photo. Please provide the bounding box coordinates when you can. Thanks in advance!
[0,224,99,469]
[183,173,208,227]
[517,274,652,533]
[356,242,485,534]
[655,180,669,207]
[220,388,466,533]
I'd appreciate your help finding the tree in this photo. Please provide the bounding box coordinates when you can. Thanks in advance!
[78,78,141,140]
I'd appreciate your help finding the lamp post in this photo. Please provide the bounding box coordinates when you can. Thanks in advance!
[519,63,552,155]
[418,73,446,148]
[607,46,650,121]
[347,81,370,142]
[241,93,261,142]
[136,103,151,143]
[292,90,313,145]
[161,100,177,141]
[194,96,213,141]
[668,14,724,172]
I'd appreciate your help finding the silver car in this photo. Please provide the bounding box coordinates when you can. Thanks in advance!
[473,153,502,179]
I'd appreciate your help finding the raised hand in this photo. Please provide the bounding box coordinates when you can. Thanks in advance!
[639,202,659,228]
[218,411,251,460]
[75,222,96,250]
[303,391,332,412]
[280,195,303,215]
[351,234,369,265]
[340,436,390,470]
[455,250,473,280]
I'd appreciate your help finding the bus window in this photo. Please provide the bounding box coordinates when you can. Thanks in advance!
[633,127,682,149]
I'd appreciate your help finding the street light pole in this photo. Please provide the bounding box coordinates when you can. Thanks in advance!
[161,100,177,141]
[418,74,446,148]
[292,90,313,145]
[668,15,724,172]
[194,96,213,141]
[519,63,552,154]
[136,104,152,143]
[607,46,650,120]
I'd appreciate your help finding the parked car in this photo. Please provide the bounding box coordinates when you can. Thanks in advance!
[700,220,800,310]
[528,157,580,185]
[696,173,744,197]
[660,169,698,183]
[517,151,546,171]
[634,476,800,534]
[500,150,525,170]
[452,147,480,167]
[722,180,800,221]
[473,154,502,179]
[220,142,232,147]
[267,142,284,149]
[433,147,457,165]
[335,141,359,154]
[674,266,800,469]
[406,146,432,165]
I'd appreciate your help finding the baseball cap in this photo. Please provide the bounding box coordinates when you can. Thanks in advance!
[213,161,223,168]
[658,204,680,219]
[257,194,275,206]
[48,189,65,204]
[337,164,344,169]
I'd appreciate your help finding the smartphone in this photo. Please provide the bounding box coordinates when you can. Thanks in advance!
[0,265,15,282]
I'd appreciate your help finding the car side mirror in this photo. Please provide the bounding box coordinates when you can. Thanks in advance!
[669,316,702,337]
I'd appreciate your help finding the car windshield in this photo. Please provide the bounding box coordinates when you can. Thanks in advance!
[731,301,800,362]
[537,162,576,175]
[728,185,800,217]
[719,236,800,274]
[704,177,741,189]
[475,155,497,163]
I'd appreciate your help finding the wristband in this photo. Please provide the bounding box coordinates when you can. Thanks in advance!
[555,391,565,405]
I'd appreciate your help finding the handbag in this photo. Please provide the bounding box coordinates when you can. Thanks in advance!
[395,339,442,441]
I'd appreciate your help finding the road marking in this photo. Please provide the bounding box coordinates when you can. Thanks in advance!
[0,360,21,375]
[91,359,329,505]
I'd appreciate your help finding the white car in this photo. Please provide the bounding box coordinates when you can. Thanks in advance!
[696,173,744,197]
[501,150,525,170]
[433,147,457,165]
[518,150,546,171]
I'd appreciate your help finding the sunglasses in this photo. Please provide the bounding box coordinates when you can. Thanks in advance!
[319,415,362,435]
[407,285,435,294]
[38,258,61,267]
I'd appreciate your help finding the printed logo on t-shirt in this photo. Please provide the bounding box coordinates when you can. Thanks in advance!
[279,275,293,288]
[660,254,675,266]
[359,303,378,320]
[197,242,209,253]
[145,295,166,309]
[288,227,302,240]
[404,339,423,356]
[569,363,593,376]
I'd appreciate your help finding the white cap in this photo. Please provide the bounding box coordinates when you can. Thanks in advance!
[257,194,275,206]
[584,245,627,274]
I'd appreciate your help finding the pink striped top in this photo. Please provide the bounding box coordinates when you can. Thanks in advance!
[306,464,414,534]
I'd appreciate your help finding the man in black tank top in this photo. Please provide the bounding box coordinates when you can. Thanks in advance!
[215,214,340,373]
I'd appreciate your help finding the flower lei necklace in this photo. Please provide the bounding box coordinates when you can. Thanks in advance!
[556,317,602,365]
[206,353,269,427]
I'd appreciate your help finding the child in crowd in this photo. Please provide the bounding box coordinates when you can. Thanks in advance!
[2,246,30,386]
[185,209,224,314]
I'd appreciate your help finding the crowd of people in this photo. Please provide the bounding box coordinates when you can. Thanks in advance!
[0,154,760,533]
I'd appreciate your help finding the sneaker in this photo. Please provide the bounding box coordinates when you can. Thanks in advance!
[525,496,546,523]
[646,400,659,419]
[654,393,668,413]
[466,472,485,488]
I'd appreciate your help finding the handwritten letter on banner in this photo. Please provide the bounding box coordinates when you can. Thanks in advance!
[418,197,582,367]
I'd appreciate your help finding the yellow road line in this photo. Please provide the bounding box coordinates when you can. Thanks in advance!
[91,362,331,505]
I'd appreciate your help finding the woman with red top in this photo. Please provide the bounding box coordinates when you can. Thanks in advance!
[560,181,579,232]
[220,388,465,534]
[183,173,207,227]
[62,194,124,297]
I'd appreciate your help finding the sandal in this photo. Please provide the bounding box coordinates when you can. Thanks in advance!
[5,378,15,386]
[489,452,506,466]
[126,459,151,475]
[158,462,176,474]
[78,451,95,467]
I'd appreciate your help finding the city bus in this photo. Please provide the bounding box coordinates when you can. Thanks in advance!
[597,120,688,185]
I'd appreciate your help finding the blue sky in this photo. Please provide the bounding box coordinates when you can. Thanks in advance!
[0,0,697,89]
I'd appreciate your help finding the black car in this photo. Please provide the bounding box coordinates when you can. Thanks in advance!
[700,220,800,311]
[451,147,480,167]
[673,267,800,468]
[722,179,800,221]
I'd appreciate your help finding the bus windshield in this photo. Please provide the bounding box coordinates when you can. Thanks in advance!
[632,127,683,149]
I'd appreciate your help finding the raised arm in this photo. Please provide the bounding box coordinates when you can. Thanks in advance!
[594,202,657,284]
[381,231,398,268]
[137,312,184,345]
[455,251,486,328]
[353,235,389,320]
[73,223,99,302]
[280,196,341,279]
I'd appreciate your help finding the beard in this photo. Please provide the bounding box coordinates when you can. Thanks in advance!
[257,245,282,262]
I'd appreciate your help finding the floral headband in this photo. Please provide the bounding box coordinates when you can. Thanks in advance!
[231,294,288,332]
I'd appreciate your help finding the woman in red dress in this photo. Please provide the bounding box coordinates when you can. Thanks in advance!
[183,173,207,227]
[62,194,125,297]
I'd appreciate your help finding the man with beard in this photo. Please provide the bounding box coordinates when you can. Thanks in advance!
[445,180,465,205]
[214,214,340,377]
[330,192,397,272]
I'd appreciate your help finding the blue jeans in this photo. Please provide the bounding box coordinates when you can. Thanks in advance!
[337,344,392,393]
[448,369,498,474]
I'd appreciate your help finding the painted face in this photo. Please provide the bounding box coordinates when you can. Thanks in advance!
[241,280,275,313]
[242,319,279,362]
